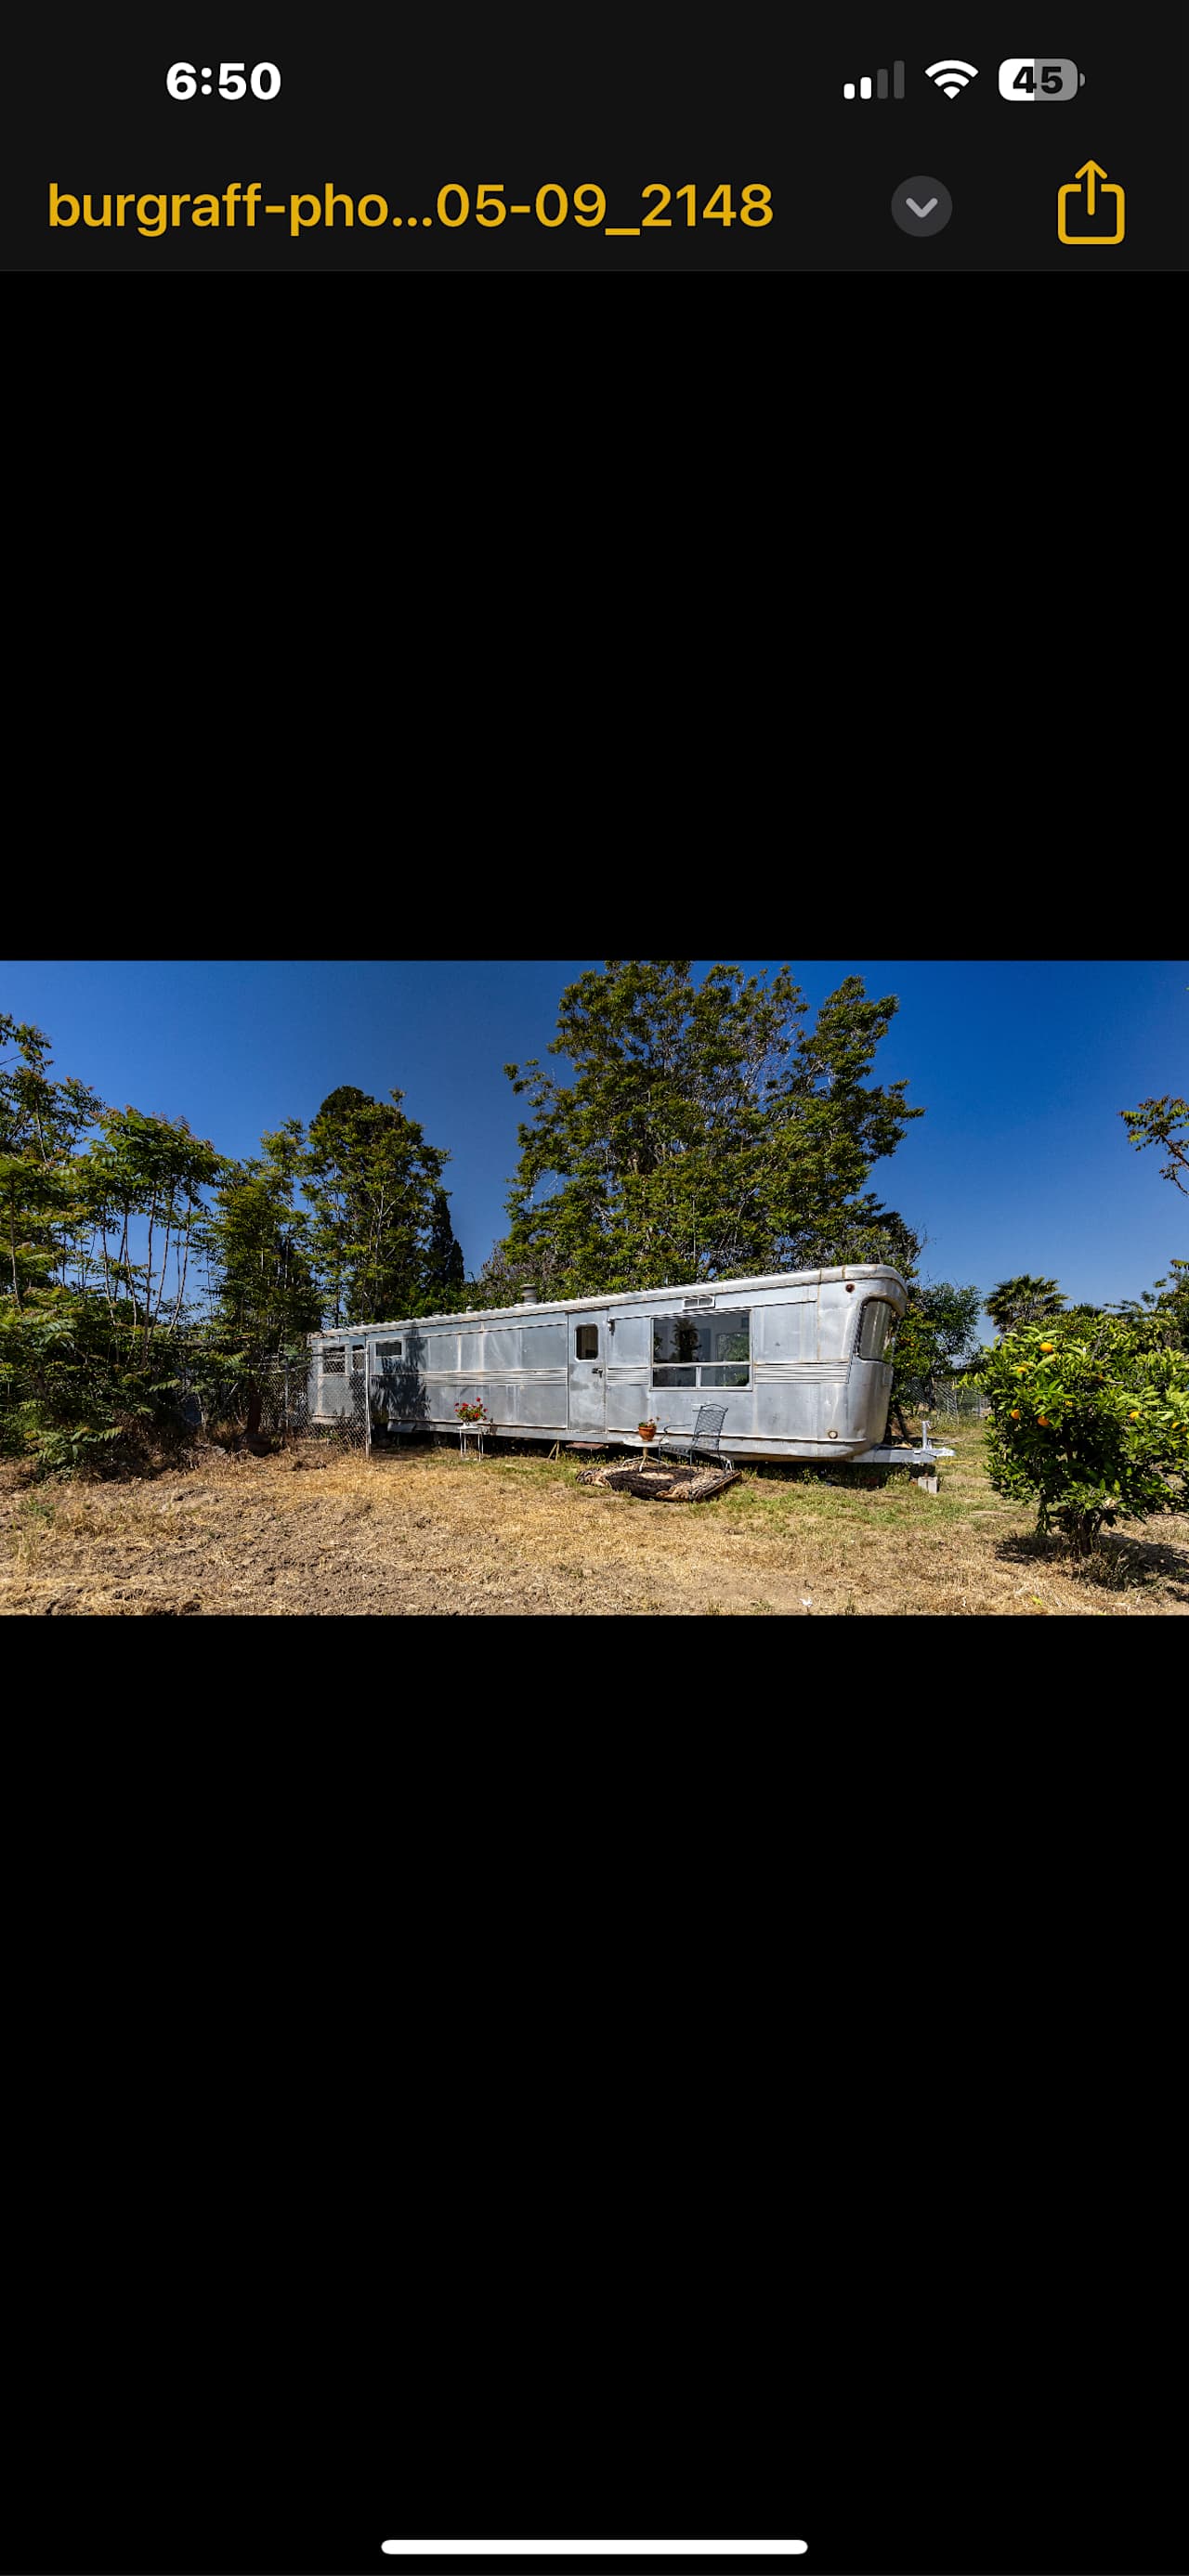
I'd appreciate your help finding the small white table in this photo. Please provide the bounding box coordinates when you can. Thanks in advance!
[456,1420,489,1456]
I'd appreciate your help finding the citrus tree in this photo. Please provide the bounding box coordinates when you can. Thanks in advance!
[978,1318,1189,1557]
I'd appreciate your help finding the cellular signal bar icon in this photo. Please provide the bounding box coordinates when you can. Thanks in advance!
[843,61,905,97]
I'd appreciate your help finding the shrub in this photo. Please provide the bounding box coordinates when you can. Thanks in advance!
[889,1280,982,1414]
[977,1320,1189,1556]
[0,1295,203,1477]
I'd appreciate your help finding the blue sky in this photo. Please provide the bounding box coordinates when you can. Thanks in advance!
[3,959,1185,1340]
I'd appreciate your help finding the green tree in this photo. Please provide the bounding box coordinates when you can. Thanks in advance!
[0,1016,104,1307]
[1120,1095,1188,1193]
[304,1085,451,1323]
[793,1193,923,1279]
[80,1105,221,1364]
[1,1020,222,1469]
[978,1316,1189,1557]
[1117,1049,1187,1350]
[1,1018,109,1466]
[985,1275,1066,1335]
[198,1120,321,1435]
[1150,1260,1189,1349]
[420,1186,466,1310]
[891,1280,982,1414]
[497,960,924,1299]
[464,1240,542,1312]
[1105,1265,1189,1353]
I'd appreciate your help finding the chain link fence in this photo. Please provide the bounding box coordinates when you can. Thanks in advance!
[176,1354,372,1455]
[258,1356,372,1453]
[932,1377,991,1424]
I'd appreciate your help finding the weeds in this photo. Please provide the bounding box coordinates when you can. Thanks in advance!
[12,1493,57,1567]
[1,1422,1185,1617]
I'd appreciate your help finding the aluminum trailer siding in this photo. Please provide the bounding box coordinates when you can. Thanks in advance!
[308,1266,915,1464]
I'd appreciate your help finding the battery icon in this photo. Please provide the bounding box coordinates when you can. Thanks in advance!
[999,58,1085,98]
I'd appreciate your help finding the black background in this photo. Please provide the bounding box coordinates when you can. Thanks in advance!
[7,1722,1180,2576]
[7,0,1186,267]
[23,2340,1182,2576]
[13,1956,1181,2576]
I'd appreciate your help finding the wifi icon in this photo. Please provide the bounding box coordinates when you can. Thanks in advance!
[925,57,980,94]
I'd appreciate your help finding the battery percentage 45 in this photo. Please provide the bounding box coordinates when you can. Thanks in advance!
[999,59,1085,98]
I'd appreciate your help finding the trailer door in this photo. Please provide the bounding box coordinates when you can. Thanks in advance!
[313,1343,350,1417]
[568,1311,608,1433]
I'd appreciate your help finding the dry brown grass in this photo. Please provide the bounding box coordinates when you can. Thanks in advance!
[2,1424,1186,1616]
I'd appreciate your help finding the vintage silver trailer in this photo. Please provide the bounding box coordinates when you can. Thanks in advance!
[307,1265,951,1477]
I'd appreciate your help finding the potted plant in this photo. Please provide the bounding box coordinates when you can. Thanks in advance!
[637,1418,658,1444]
[455,1400,488,1424]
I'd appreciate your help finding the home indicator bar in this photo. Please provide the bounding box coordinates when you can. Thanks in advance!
[381,2550,809,2560]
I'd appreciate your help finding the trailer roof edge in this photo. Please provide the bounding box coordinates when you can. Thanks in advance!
[311,1264,908,1339]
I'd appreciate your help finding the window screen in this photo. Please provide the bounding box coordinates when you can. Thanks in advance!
[575,1324,599,1359]
[857,1300,897,1360]
[653,1309,750,1387]
[375,1340,404,1373]
[350,1343,366,1373]
[321,1347,346,1375]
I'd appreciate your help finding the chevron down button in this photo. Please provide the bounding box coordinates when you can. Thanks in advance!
[891,175,953,234]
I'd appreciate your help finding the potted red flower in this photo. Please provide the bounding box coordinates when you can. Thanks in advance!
[637,1419,658,1444]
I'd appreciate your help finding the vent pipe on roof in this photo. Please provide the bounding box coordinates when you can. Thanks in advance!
[521,1284,539,1306]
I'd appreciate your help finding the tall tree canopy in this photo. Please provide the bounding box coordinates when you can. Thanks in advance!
[2,1013,468,1463]
[304,1086,453,1323]
[422,1186,466,1308]
[1,1018,224,1468]
[1,1015,104,1306]
[492,960,923,1300]
[192,1121,321,1436]
[80,1105,222,1360]
[202,1122,321,1358]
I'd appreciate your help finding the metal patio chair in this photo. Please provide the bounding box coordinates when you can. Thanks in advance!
[657,1403,733,1475]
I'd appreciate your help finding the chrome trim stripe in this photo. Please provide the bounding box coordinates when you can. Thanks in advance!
[409,1369,567,1382]
[754,1360,848,1382]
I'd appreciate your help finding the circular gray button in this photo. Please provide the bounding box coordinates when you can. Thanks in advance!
[891,176,953,236]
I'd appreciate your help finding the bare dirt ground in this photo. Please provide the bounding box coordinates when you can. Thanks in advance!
[2,1423,1187,1614]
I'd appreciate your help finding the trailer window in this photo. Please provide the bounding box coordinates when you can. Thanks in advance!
[857,1299,898,1360]
[575,1324,600,1359]
[321,1347,345,1374]
[350,1343,366,1373]
[374,1340,404,1373]
[652,1309,750,1387]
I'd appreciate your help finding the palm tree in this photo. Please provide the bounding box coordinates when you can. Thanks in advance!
[986,1275,1066,1335]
